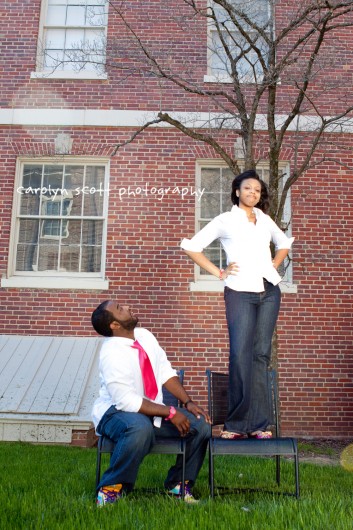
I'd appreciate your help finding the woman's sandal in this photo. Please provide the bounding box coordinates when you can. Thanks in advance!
[248,430,273,439]
[220,430,247,440]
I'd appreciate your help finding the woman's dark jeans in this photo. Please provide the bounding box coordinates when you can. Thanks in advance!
[224,282,281,434]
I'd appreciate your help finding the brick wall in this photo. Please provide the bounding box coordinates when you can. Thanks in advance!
[71,428,98,448]
[1,127,353,439]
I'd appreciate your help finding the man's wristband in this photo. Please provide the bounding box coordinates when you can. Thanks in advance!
[219,269,224,280]
[165,406,177,421]
[184,400,193,408]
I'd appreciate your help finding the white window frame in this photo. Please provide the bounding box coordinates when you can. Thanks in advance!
[31,0,108,80]
[188,159,296,293]
[1,157,110,290]
[205,0,272,84]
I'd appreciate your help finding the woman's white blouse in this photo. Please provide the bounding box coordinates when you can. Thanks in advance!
[181,205,294,293]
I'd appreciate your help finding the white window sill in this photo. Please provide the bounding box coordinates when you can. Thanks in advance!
[31,71,108,80]
[188,280,298,294]
[1,277,109,290]
[204,74,258,84]
[204,74,280,86]
[204,74,234,84]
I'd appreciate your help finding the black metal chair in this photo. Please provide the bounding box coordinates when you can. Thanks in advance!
[95,370,186,498]
[206,369,300,498]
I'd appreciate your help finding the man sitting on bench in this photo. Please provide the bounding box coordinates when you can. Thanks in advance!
[91,300,211,506]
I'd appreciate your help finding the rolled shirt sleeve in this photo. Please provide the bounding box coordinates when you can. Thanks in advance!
[265,216,295,250]
[180,217,225,253]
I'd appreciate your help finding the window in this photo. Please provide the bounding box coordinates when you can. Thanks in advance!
[206,0,271,83]
[2,159,110,289]
[191,160,295,293]
[33,0,108,79]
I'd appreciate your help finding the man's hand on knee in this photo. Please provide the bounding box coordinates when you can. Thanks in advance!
[170,411,190,436]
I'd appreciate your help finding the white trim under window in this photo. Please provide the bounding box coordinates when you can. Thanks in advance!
[2,157,110,290]
[32,0,108,80]
[188,159,296,293]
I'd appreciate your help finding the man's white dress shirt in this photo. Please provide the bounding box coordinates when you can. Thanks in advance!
[92,327,177,430]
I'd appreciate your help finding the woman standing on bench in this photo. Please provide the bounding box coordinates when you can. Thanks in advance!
[181,170,294,440]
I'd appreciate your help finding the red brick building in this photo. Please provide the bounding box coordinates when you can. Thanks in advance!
[0,1,352,441]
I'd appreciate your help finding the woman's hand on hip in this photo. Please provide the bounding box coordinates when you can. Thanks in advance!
[224,262,239,277]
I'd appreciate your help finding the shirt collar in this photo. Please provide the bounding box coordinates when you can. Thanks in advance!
[105,336,135,346]
[231,205,259,218]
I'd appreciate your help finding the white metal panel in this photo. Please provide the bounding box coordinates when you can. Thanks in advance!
[0,336,47,410]
[17,337,66,414]
[0,335,101,415]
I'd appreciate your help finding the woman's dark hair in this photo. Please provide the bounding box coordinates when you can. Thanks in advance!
[91,300,115,337]
[231,169,270,214]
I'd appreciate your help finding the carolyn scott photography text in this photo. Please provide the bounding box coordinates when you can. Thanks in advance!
[17,183,205,202]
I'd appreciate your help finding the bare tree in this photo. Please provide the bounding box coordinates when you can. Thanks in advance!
[43,0,353,223]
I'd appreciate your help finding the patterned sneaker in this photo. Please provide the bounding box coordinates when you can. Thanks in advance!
[220,430,247,440]
[248,430,273,439]
[168,480,199,504]
[96,484,123,507]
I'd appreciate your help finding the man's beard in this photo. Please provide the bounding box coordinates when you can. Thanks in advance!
[117,315,139,331]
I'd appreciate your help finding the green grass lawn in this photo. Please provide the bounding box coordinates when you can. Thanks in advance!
[1,442,352,530]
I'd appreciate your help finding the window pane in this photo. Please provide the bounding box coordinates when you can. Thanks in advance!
[81,220,103,245]
[81,245,102,272]
[83,166,105,216]
[43,166,64,189]
[65,220,82,244]
[41,219,62,237]
[44,49,65,69]
[203,247,222,273]
[18,219,40,243]
[20,166,42,215]
[84,28,105,48]
[16,244,38,271]
[200,168,220,190]
[200,167,222,219]
[87,5,107,26]
[201,193,220,219]
[46,29,65,49]
[42,200,60,216]
[211,30,265,77]
[214,1,270,27]
[64,166,84,215]
[67,5,86,25]
[221,168,234,210]
[38,243,59,271]
[47,6,67,25]
[231,0,270,26]
[66,28,84,48]
[60,245,80,271]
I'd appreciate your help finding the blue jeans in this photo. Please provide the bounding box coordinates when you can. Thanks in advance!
[96,406,211,492]
[224,282,281,434]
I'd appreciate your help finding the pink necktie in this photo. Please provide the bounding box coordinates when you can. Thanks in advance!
[132,340,158,400]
